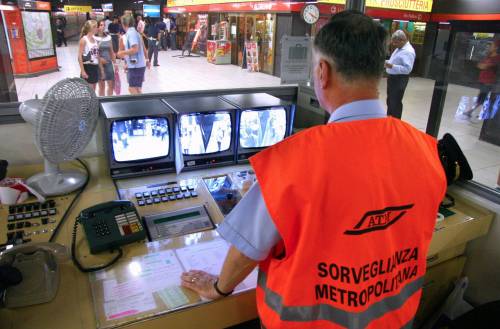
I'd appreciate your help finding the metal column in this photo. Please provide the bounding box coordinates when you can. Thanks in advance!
[345,0,366,12]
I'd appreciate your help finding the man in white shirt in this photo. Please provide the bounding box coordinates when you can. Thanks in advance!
[385,30,416,119]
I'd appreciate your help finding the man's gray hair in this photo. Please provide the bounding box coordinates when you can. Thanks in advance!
[392,30,407,41]
[121,14,135,28]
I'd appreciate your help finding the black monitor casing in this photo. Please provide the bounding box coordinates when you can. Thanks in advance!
[221,93,295,164]
[162,96,237,171]
[101,99,176,179]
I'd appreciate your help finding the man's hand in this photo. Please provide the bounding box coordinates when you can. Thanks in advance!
[116,50,126,58]
[384,62,393,69]
[181,270,222,300]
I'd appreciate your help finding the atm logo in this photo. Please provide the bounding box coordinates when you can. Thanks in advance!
[344,204,414,235]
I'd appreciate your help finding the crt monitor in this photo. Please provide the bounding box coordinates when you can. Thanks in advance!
[221,93,295,163]
[162,96,237,170]
[101,99,176,179]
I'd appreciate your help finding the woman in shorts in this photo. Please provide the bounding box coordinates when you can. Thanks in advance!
[78,20,99,90]
[95,19,116,96]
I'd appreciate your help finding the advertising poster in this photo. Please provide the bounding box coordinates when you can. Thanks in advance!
[207,40,231,65]
[245,41,259,72]
[21,11,54,59]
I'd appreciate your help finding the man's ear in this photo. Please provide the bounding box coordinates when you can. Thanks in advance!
[318,59,332,89]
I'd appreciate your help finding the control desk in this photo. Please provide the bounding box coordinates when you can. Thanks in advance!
[0,156,495,329]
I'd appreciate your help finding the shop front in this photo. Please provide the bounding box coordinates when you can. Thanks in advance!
[165,1,303,76]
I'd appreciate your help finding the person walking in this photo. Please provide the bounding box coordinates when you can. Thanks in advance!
[108,16,121,53]
[169,18,177,51]
[95,19,116,96]
[78,20,100,91]
[158,16,167,50]
[55,18,67,47]
[385,30,415,119]
[180,11,447,329]
[146,18,161,67]
[464,40,500,118]
[117,15,150,94]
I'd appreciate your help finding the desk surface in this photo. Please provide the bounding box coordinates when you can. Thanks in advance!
[0,157,495,329]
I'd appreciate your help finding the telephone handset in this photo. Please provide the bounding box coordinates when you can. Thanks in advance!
[72,200,146,273]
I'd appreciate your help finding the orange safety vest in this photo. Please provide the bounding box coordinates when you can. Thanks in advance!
[250,117,447,329]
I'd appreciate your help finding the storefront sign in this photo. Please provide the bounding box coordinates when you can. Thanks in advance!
[63,5,92,13]
[166,1,301,13]
[280,36,312,85]
[319,0,433,12]
[366,8,430,21]
[167,0,266,6]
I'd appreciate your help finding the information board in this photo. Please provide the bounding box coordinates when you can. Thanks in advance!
[280,36,312,85]
[21,11,54,59]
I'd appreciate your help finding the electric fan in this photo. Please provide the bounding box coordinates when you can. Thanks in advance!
[19,78,99,197]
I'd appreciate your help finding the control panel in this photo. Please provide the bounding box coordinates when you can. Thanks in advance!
[0,197,68,246]
[144,205,214,241]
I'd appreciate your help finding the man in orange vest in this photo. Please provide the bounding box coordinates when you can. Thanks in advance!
[181,10,447,328]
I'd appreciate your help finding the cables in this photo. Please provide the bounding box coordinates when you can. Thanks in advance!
[71,217,123,273]
[49,158,90,243]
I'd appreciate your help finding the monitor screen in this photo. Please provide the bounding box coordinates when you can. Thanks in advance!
[239,107,287,149]
[112,118,170,162]
[143,4,160,17]
[179,112,232,155]
[102,3,113,12]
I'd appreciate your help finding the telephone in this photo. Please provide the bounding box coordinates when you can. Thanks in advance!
[72,201,146,273]
[78,200,146,254]
[0,243,67,308]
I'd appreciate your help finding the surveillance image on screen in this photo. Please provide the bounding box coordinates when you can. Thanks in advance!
[239,107,287,148]
[179,112,232,155]
[112,118,169,162]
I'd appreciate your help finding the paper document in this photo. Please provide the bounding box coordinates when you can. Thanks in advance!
[176,238,257,292]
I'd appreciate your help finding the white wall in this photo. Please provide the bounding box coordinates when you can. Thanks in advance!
[449,186,500,305]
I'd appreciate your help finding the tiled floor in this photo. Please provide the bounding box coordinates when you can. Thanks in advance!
[13,43,500,188]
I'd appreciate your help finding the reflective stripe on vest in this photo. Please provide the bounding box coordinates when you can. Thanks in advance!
[258,270,422,328]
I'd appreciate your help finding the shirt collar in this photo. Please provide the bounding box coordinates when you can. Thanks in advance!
[328,99,387,123]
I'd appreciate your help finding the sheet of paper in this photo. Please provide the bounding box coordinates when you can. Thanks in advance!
[104,291,156,321]
[175,238,257,293]
[175,238,229,275]
[157,286,190,309]
[99,250,184,299]
[133,250,185,291]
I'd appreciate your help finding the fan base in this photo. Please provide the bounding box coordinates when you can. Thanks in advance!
[27,170,87,197]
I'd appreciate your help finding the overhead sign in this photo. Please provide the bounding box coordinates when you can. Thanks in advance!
[280,36,312,85]
[319,0,433,12]
[167,0,266,6]
[64,5,92,13]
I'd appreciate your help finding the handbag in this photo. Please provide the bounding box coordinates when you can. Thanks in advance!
[82,51,91,63]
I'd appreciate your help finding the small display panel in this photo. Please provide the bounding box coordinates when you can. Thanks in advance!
[240,107,287,149]
[204,175,242,216]
[179,112,232,155]
[112,118,170,162]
